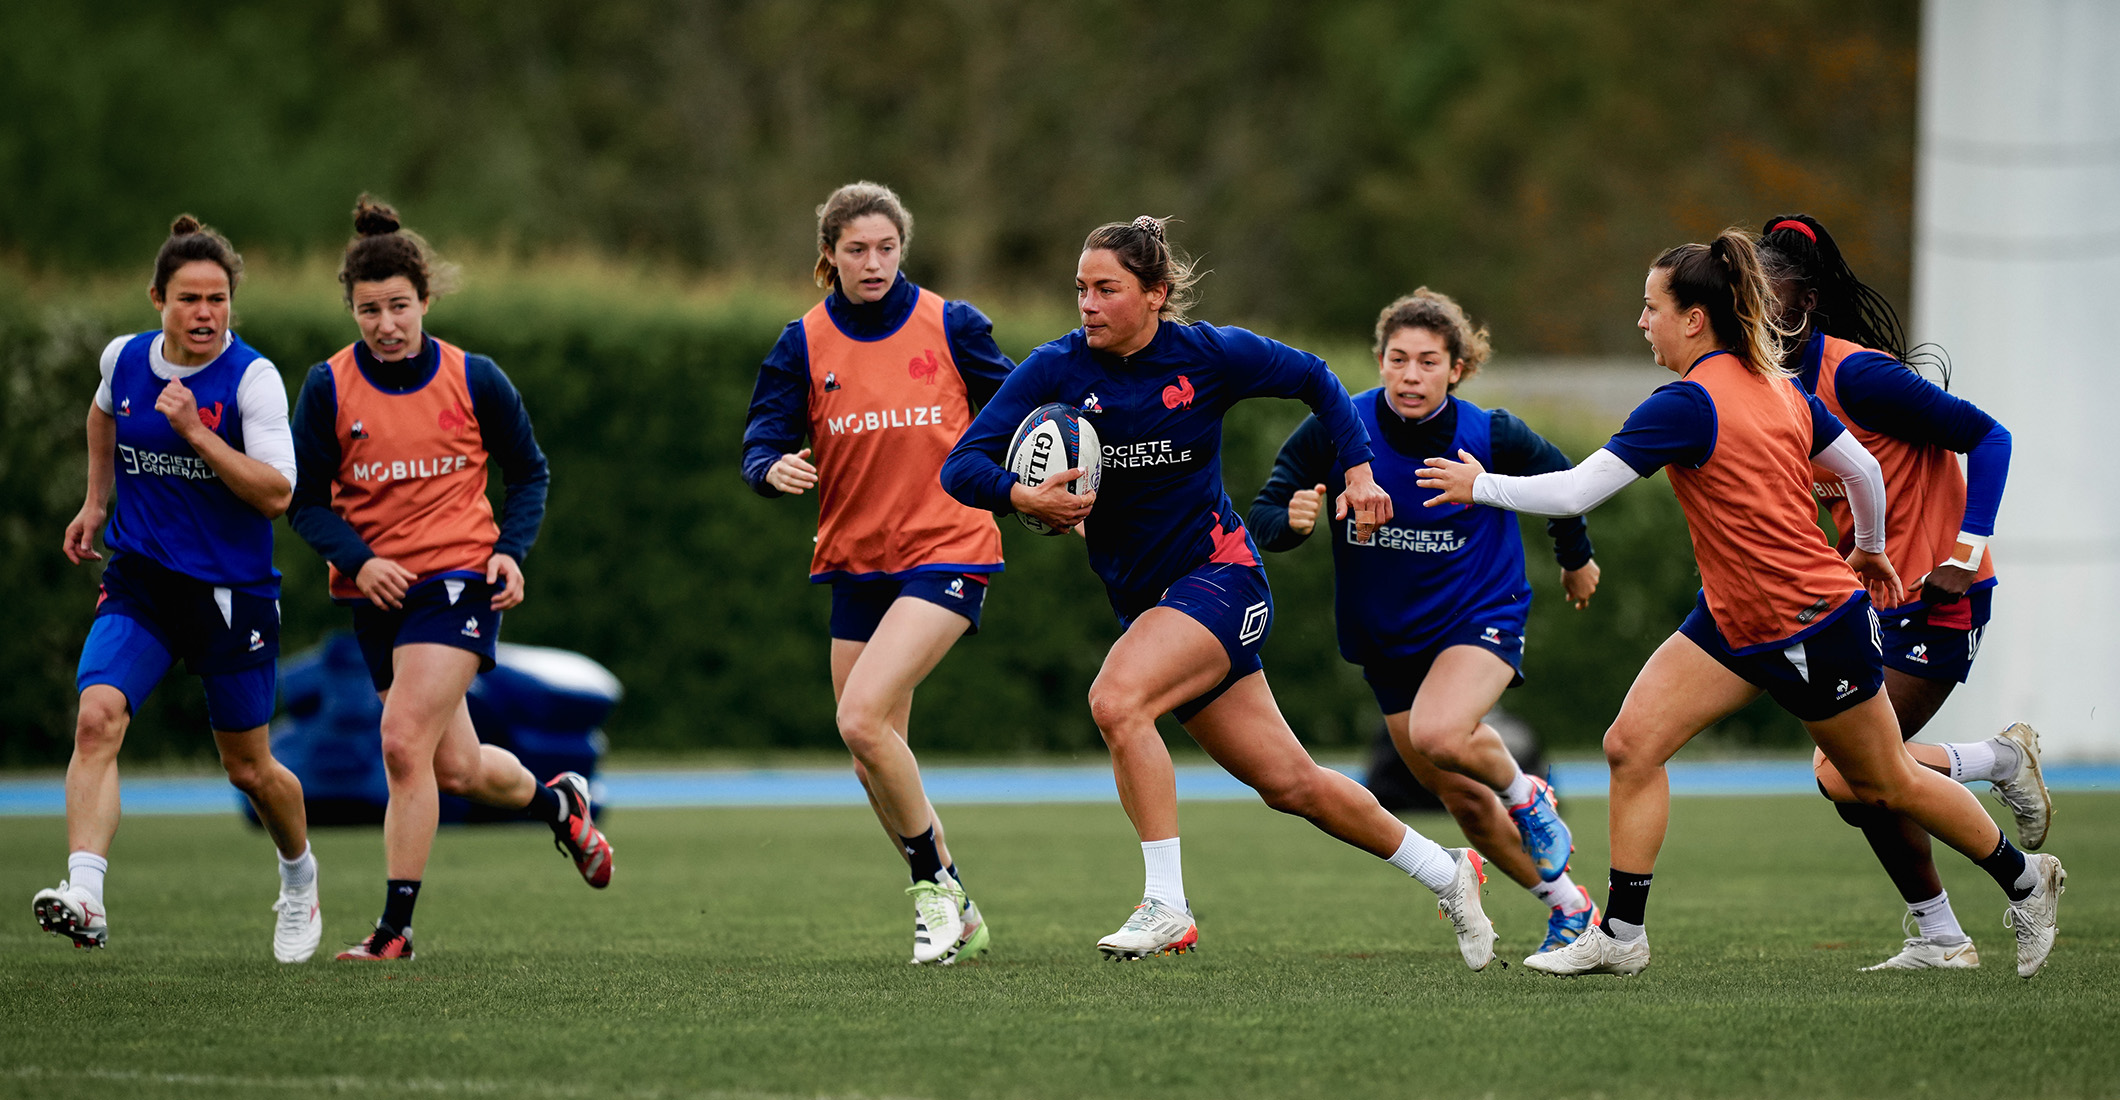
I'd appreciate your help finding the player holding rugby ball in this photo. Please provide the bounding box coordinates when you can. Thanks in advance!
[944,217,1497,967]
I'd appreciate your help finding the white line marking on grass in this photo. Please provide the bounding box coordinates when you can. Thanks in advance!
[6,1066,932,1100]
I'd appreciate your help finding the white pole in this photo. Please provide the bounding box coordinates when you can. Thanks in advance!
[1914,0,2120,758]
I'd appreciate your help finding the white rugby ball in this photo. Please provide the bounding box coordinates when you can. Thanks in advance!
[1005,402,1103,535]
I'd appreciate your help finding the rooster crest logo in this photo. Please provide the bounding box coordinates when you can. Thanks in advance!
[437,404,469,432]
[196,402,224,432]
[1161,375,1195,410]
[908,349,941,385]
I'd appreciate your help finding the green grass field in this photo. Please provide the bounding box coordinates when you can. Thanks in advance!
[4,793,2115,1100]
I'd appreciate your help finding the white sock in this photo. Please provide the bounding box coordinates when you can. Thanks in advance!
[1531,872,1588,913]
[1987,736,2022,782]
[67,851,108,908]
[1607,917,1647,943]
[1943,740,2000,784]
[1141,838,1186,911]
[1907,891,1966,944]
[1497,762,1535,806]
[278,844,317,892]
[1385,826,1459,893]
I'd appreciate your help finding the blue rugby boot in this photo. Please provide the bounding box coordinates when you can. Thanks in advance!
[1507,775,1573,882]
[1539,886,1600,954]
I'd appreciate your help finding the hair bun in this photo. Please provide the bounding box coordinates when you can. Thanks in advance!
[1131,215,1166,242]
[352,195,402,237]
[169,214,203,237]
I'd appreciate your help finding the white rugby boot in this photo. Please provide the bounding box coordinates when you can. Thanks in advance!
[2004,853,2066,979]
[1990,723,2052,850]
[941,897,991,966]
[1096,897,1198,960]
[1863,937,1979,971]
[271,879,323,963]
[1524,923,1651,976]
[906,870,968,966]
[31,881,107,949]
[1434,848,1497,971]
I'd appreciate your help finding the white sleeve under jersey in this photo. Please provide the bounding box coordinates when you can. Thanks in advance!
[93,334,297,489]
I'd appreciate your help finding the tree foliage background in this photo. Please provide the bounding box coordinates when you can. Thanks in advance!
[0,2,1921,764]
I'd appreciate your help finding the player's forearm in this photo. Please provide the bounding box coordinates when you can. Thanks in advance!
[186,428,293,517]
[1472,448,1636,517]
[83,406,116,510]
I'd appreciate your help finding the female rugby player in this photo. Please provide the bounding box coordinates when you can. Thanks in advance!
[36,215,321,962]
[1249,288,1600,953]
[1419,230,2065,978]
[944,217,1497,968]
[741,181,1013,965]
[290,197,611,961]
[1761,213,2049,970]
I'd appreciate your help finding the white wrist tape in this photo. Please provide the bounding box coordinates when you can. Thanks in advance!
[1942,531,1987,571]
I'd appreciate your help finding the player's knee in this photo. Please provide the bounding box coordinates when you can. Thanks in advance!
[218,751,270,793]
[74,694,128,754]
[1254,767,1323,818]
[378,723,428,780]
[1087,681,1149,738]
[1405,720,1472,770]
[834,700,889,760]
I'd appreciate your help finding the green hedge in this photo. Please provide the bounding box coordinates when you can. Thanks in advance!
[0,267,1806,766]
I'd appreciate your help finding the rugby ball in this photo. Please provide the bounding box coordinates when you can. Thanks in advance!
[1005,402,1103,535]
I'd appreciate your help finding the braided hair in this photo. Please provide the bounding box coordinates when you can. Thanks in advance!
[1758,214,1949,385]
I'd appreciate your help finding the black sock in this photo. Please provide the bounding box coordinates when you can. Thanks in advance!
[1974,833,2033,901]
[380,879,421,936]
[524,781,566,828]
[1602,869,1653,933]
[899,826,945,884]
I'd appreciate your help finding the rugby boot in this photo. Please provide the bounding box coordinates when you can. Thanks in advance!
[1506,775,1574,882]
[1538,886,1601,955]
[1525,923,1651,976]
[1990,723,2052,850]
[546,771,614,888]
[1435,848,1498,971]
[31,881,106,949]
[1096,898,1198,960]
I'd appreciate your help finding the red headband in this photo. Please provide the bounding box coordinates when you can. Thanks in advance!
[1770,219,1817,242]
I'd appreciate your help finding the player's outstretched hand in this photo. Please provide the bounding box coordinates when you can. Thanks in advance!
[1847,547,1904,609]
[356,556,418,610]
[1287,483,1327,536]
[1336,463,1393,543]
[766,448,818,495]
[1417,450,1484,507]
[62,502,107,564]
[1010,468,1094,533]
[487,553,526,610]
[1562,559,1600,610]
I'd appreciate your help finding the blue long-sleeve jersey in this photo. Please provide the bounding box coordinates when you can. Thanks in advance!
[942,320,1374,605]
[741,274,1013,495]
[1792,334,2009,537]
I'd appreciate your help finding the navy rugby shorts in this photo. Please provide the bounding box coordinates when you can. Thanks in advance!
[1878,585,1992,686]
[829,571,990,642]
[1679,591,1883,722]
[1361,617,1527,716]
[1114,562,1273,723]
[350,575,502,692]
[76,552,278,731]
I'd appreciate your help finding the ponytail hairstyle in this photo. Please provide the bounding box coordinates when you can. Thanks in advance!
[337,194,459,305]
[1651,229,1790,377]
[1758,213,1949,385]
[1081,215,1202,322]
[813,181,913,289]
[152,214,243,296]
[1373,287,1492,388]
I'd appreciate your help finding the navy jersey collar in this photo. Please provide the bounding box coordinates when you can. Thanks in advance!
[352,334,441,394]
[823,273,918,341]
[1372,390,1460,456]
